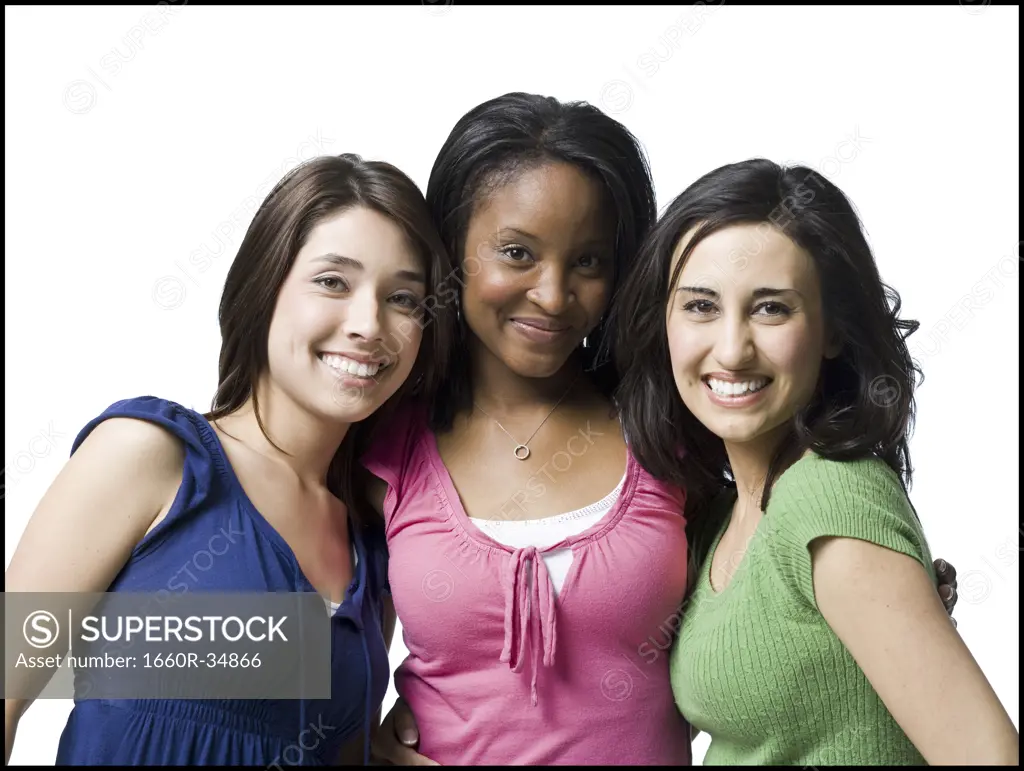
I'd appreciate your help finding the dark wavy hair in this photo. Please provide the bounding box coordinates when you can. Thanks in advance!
[614,158,922,518]
[205,153,457,527]
[424,92,658,431]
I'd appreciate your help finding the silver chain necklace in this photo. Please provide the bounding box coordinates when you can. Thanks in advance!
[473,376,580,461]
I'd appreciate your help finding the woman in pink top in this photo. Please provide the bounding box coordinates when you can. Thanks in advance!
[363,92,960,765]
[358,92,691,766]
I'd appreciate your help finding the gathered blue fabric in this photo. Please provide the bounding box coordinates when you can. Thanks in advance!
[54,396,391,766]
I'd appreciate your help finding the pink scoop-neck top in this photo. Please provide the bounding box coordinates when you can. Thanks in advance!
[361,401,693,765]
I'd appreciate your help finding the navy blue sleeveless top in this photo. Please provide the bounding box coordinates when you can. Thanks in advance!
[54,396,391,766]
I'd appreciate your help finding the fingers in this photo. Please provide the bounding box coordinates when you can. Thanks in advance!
[370,706,401,764]
[934,558,959,616]
[934,558,958,587]
[370,732,439,767]
[370,700,439,766]
[394,699,420,747]
[383,745,441,766]
[940,583,958,615]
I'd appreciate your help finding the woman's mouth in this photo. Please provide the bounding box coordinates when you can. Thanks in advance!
[508,318,573,344]
[319,352,391,380]
[702,374,772,406]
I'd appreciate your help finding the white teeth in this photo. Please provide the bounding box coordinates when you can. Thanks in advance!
[707,377,769,397]
[320,354,387,378]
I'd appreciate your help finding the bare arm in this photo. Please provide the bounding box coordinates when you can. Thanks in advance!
[4,417,184,765]
[811,536,1018,765]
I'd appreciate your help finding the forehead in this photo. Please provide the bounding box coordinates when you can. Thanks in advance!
[673,223,818,291]
[299,206,420,269]
[471,162,613,247]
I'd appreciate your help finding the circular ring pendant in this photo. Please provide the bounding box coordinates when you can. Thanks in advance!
[514,444,531,460]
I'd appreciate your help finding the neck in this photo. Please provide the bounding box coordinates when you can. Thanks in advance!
[217,380,350,486]
[468,336,584,415]
[723,425,793,519]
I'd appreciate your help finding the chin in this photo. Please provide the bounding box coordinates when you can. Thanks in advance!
[684,404,751,443]
[707,416,795,448]
[315,388,385,425]
[508,355,571,379]
[710,426,763,444]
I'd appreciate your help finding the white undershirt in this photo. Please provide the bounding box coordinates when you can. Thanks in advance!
[468,471,627,596]
[327,543,358,613]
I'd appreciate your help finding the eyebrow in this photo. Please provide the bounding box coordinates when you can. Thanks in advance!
[495,227,540,242]
[676,285,802,299]
[315,253,426,284]
[676,285,719,298]
[495,227,612,251]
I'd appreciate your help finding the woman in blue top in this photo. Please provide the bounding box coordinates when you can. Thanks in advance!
[4,154,458,765]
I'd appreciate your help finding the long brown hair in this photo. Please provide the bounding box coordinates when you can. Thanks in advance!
[205,153,457,527]
[614,159,922,521]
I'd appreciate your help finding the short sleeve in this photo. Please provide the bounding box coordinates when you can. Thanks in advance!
[359,399,426,531]
[766,454,936,611]
[72,395,209,460]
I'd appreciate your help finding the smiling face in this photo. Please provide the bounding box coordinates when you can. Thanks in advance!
[459,162,616,378]
[665,223,837,452]
[264,205,428,423]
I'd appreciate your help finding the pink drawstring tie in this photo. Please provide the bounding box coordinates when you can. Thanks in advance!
[499,546,558,707]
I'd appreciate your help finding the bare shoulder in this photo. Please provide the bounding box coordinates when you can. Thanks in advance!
[5,416,188,595]
[75,416,185,479]
[58,416,188,519]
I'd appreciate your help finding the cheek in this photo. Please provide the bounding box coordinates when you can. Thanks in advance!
[579,279,613,321]
[269,292,345,362]
[463,265,523,314]
[666,319,704,379]
[762,324,823,394]
[268,294,310,349]
[383,314,424,365]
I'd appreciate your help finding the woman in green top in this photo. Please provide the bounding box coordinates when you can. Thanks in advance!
[613,158,1018,765]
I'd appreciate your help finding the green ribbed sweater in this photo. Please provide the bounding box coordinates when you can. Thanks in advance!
[670,453,936,765]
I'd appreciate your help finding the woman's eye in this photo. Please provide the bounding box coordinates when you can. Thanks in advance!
[315,276,348,291]
[500,246,530,262]
[389,293,421,310]
[755,302,790,317]
[683,299,716,315]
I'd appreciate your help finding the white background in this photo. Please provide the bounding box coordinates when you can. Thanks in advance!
[5,4,1018,765]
